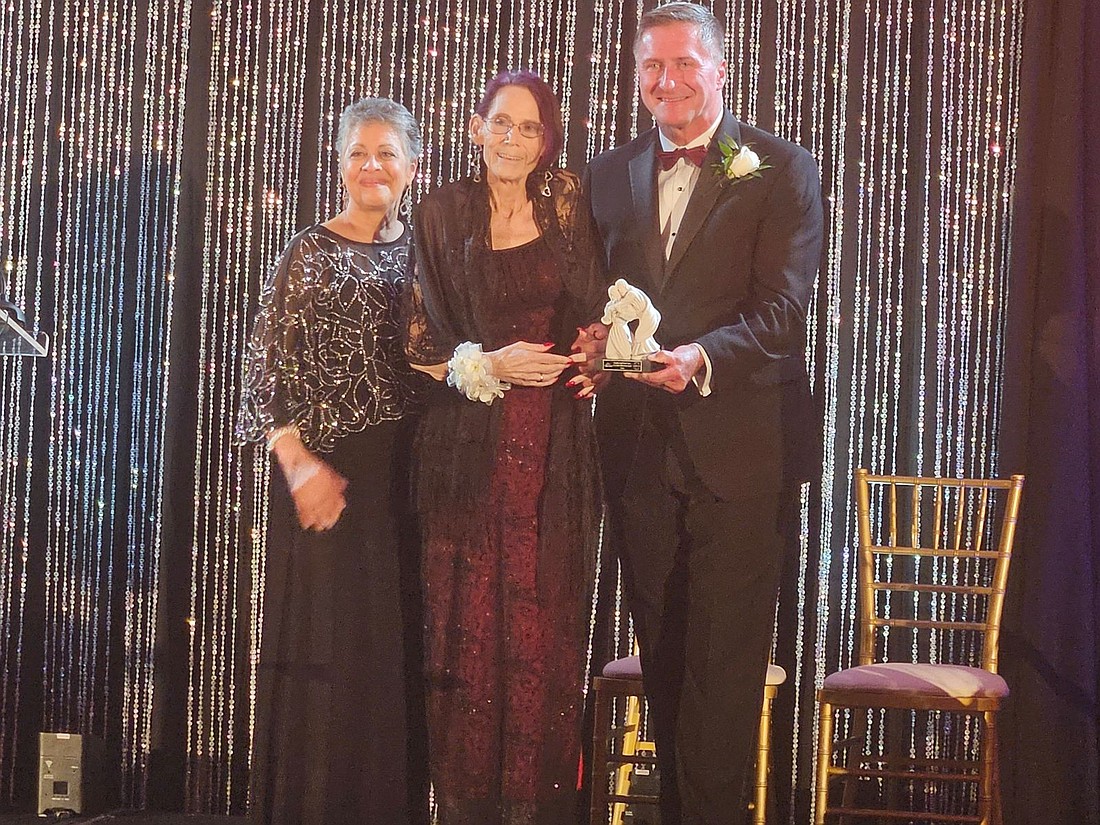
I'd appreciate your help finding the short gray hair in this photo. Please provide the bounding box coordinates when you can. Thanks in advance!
[634,2,725,63]
[336,97,423,159]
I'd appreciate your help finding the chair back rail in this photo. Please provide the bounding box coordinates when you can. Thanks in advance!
[854,469,1025,672]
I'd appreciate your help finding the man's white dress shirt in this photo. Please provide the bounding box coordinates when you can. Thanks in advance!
[655,115,722,397]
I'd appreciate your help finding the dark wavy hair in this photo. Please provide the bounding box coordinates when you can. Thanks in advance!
[474,70,564,172]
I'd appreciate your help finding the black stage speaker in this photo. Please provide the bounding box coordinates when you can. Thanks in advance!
[37,732,110,816]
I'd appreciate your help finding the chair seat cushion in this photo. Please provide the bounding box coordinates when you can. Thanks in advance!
[602,655,642,679]
[601,655,787,686]
[822,663,1009,699]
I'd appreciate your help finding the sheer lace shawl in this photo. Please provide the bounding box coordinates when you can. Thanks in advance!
[405,171,606,605]
[405,169,607,366]
[237,225,420,453]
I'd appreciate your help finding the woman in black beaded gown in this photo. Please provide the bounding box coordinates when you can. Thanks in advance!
[238,97,427,825]
[405,71,606,825]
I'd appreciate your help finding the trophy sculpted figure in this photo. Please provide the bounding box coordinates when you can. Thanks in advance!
[600,278,661,372]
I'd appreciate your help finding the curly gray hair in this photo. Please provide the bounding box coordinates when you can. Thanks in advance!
[336,97,423,159]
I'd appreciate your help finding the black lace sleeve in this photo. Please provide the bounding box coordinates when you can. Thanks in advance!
[236,234,310,444]
[239,226,419,451]
[405,186,477,366]
[404,273,451,367]
[540,169,609,325]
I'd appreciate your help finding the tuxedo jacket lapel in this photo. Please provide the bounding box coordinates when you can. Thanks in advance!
[664,112,743,281]
[628,136,664,294]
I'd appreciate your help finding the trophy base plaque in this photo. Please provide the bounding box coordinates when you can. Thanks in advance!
[602,356,660,373]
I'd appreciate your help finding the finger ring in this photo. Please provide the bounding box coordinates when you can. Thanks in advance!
[538,373,544,381]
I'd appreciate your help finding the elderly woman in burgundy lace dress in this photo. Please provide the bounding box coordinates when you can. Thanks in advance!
[405,70,605,825]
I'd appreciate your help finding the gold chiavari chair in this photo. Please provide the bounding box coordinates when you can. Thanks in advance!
[814,468,1024,825]
[590,652,786,825]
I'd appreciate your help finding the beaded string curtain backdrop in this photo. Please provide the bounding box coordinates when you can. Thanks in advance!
[790,0,1023,816]
[0,0,50,803]
[0,0,1022,818]
[0,0,189,807]
[186,0,310,810]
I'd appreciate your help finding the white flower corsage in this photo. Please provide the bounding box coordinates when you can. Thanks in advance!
[714,135,771,184]
[446,341,511,405]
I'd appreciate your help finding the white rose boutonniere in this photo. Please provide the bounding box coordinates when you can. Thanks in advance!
[714,135,771,185]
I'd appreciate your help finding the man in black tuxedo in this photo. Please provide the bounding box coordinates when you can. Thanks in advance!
[582,3,824,823]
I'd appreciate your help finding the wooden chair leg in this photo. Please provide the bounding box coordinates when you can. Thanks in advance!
[838,707,869,825]
[753,685,777,825]
[992,714,1004,825]
[979,710,998,825]
[814,701,834,825]
[611,692,643,825]
[595,673,781,825]
[590,682,613,825]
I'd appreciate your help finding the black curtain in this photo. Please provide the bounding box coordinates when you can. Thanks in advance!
[999,0,1100,823]
[145,0,214,809]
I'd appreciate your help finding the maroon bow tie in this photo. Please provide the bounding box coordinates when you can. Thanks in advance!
[656,145,708,171]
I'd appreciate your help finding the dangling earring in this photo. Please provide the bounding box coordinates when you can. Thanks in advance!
[541,169,553,198]
[472,145,483,183]
[400,187,412,217]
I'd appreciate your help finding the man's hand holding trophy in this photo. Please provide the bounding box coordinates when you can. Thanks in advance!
[569,277,702,396]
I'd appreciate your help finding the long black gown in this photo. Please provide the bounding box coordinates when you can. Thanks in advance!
[238,224,427,825]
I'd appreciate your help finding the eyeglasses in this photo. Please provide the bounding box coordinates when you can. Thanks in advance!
[484,115,545,139]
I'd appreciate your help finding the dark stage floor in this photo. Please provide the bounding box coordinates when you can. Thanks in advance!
[0,816,244,824]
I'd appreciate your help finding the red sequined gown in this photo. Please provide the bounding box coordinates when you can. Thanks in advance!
[420,237,587,825]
